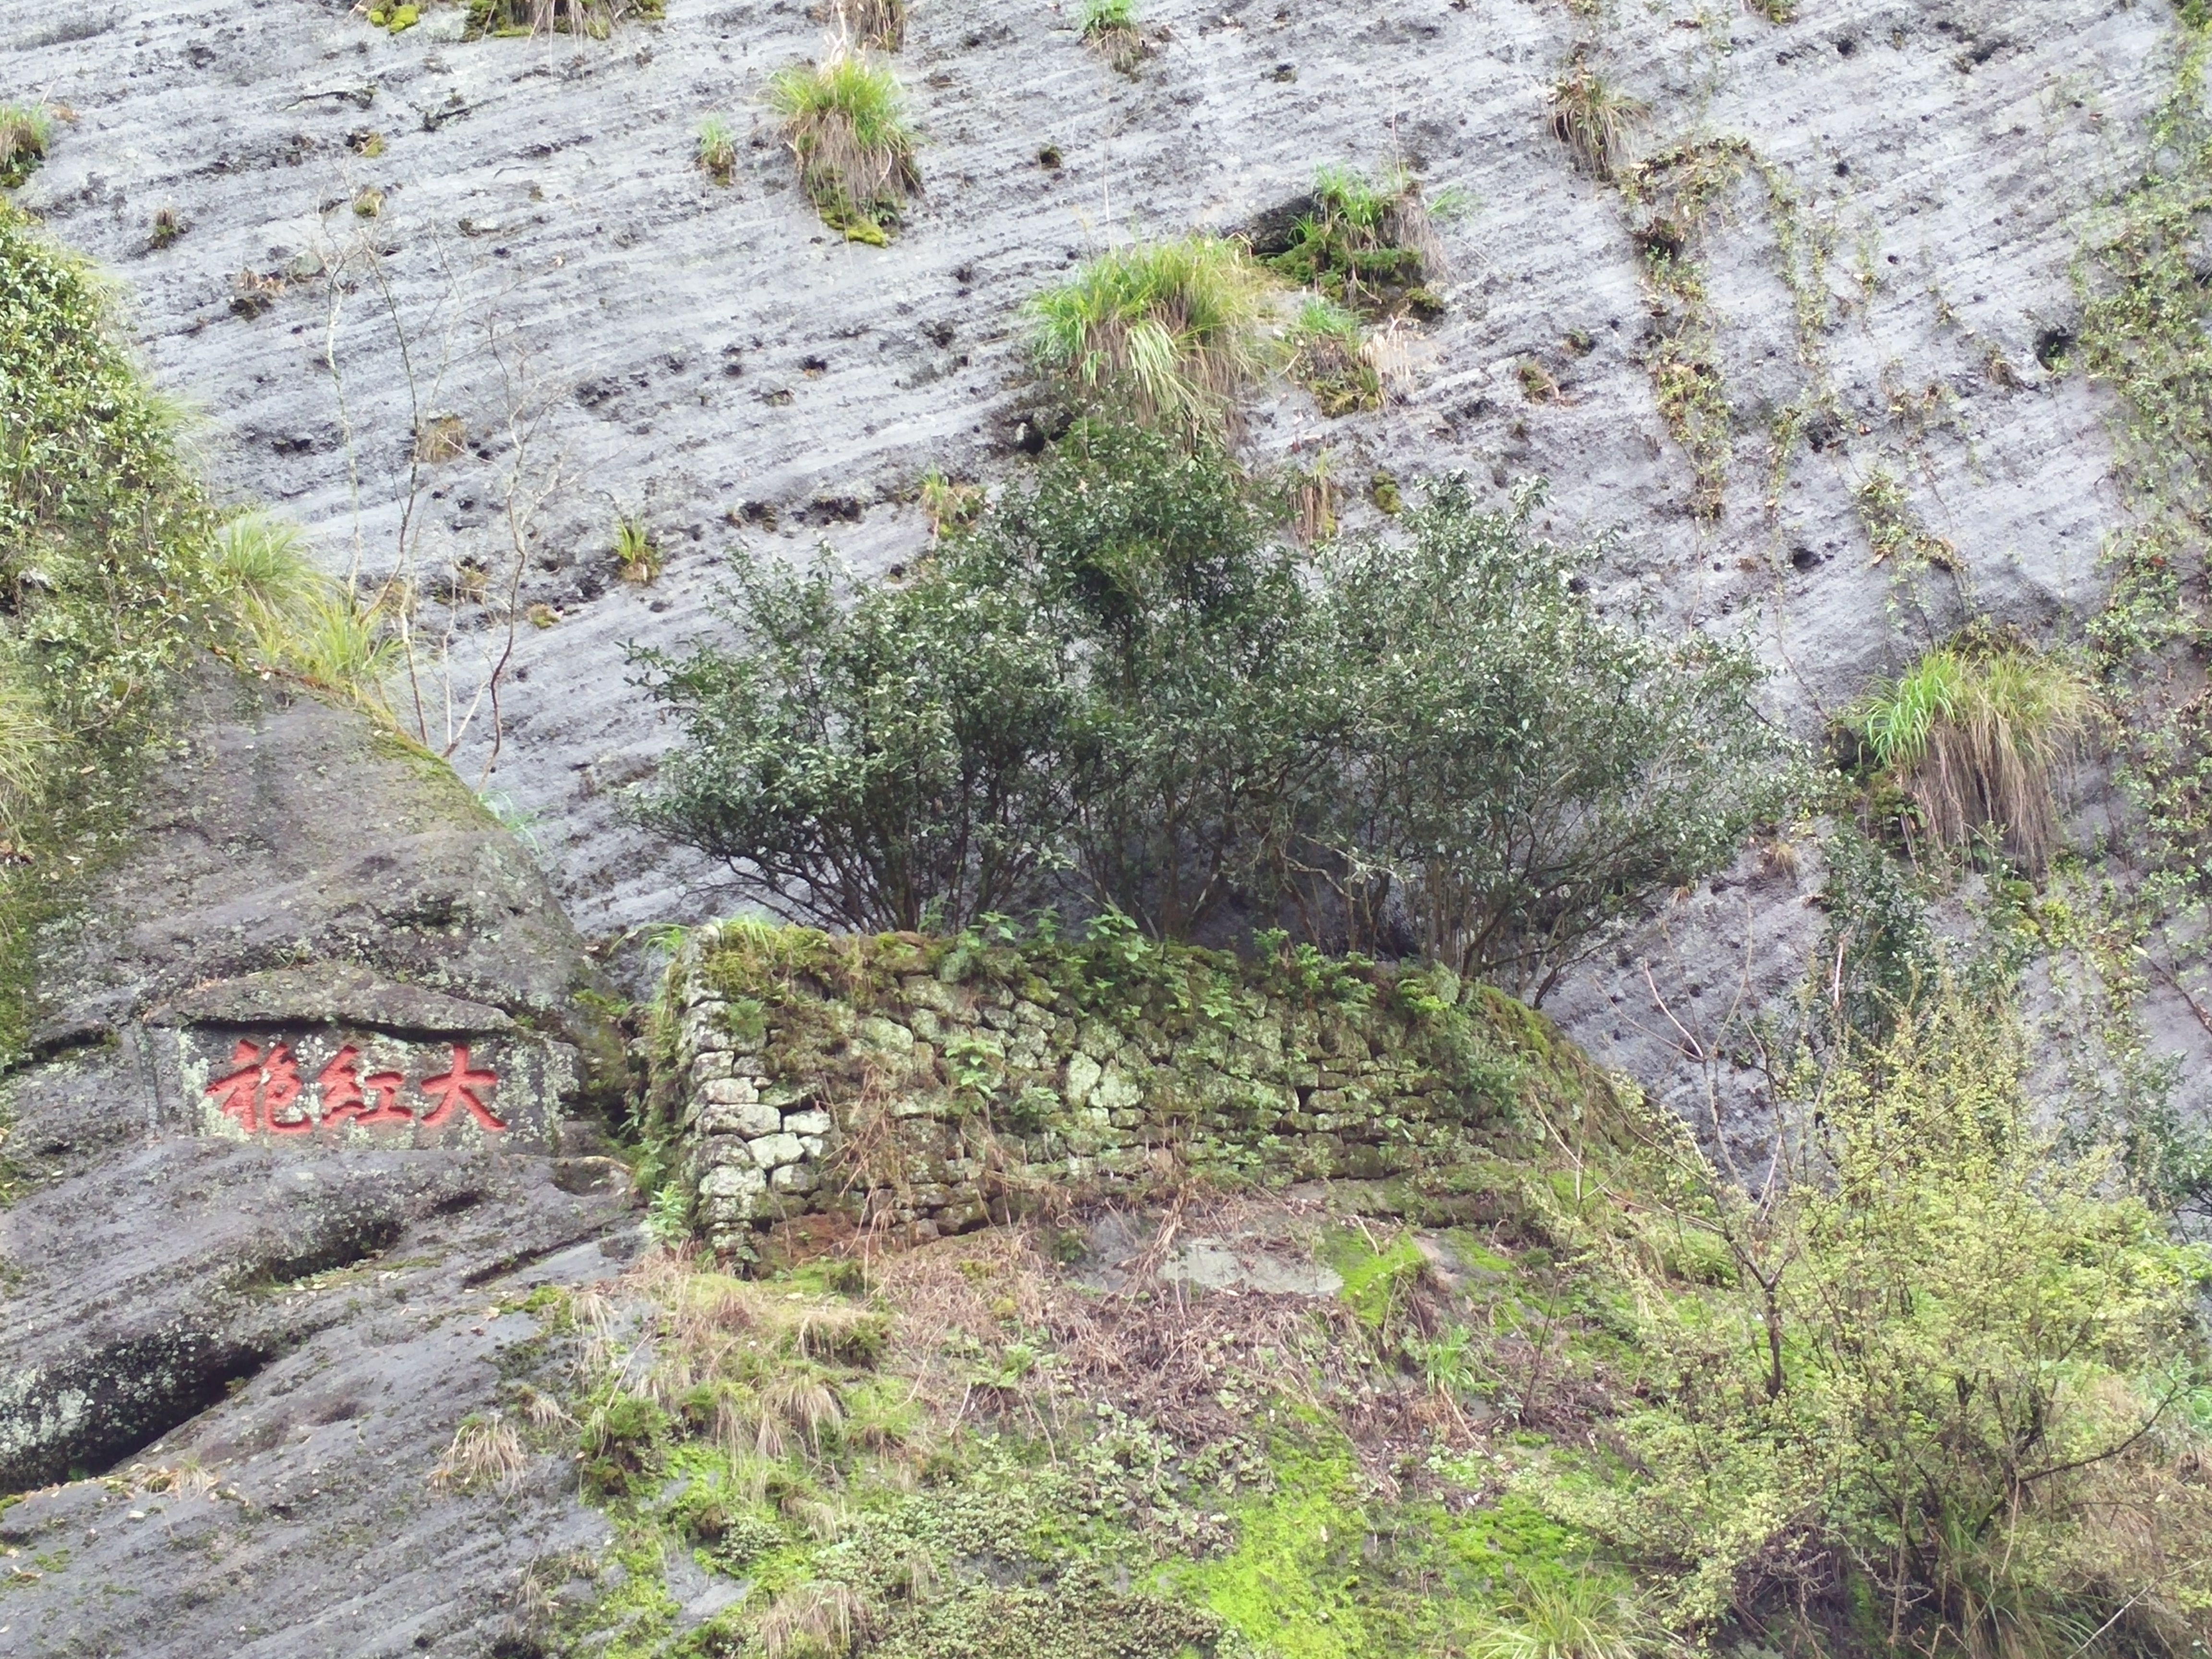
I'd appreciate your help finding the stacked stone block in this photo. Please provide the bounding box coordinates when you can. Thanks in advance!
[667,926,1499,1259]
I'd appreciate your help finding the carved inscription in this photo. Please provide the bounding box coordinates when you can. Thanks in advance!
[177,1027,554,1147]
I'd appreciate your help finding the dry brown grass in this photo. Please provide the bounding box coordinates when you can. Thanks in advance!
[759,1580,869,1658]
[832,0,905,49]
[433,1413,528,1493]
[1549,63,1648,181]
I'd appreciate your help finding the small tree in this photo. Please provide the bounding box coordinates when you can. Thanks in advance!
[956,421,1333,938]
[632,552,1082,933]
[1309,478,1799,999]
[1543,986,2212,1649]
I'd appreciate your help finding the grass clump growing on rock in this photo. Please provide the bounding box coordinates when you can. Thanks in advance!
[1082,0,1149,72]
[833,0,906,51]
[0,105,54,190]
[768,54,919,244]
[1852,637,2094,869]
[1026,238,1276,437]
[1547,63,1647,181]
[1261,163,1444,317]
[212,513,395,712]
[1286,297,1381,415]
[697,114,738,184]
[613,516,662,583]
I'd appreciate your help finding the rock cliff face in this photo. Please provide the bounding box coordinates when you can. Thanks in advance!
[7,0,2212,1651]
[0,673,640,1657]
[9,0,2187,1126]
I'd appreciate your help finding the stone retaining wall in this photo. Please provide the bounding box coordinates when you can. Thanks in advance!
[656,923,1530,1261]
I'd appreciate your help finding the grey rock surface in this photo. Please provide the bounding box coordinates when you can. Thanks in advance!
[1,670,640,1656]
[30,672,602,1051]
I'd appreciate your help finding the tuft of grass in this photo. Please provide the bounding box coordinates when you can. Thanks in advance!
[1025,236,1276,435]
[149,206,186,249]
[1082,0,1149,72]
[1293,448,1340,544]
[0,104,53,190]
[1263,164,1443,318]
[432,1413,528,1493]
[614,516,662,584]
[834,0,906,50]
[759,1581,868,1658]
[1548,65,1647,181]
[414,413,467,463]
[0,667,53,832]
[917,469,985,539]
[1286,296,1382,416]
[766,54,920,243]
[1853,640,2096,869]
[212,513,395,710]
[1457,1572,1652,1659]
[697,114,738,184]
[352,186,385,219]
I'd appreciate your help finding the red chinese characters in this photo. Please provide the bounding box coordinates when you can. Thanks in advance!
[417,1045,505,1130]
[204,1040,311,1135]
[204,1039,502,1135]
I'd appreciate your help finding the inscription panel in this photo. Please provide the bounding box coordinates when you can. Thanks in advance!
[173,1025,564,1150]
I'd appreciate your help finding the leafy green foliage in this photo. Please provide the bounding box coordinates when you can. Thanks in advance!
[1534,986,2212,1648]
[1303,477,1800,994]
[0,203,234,1063]
[767,54,919,243]
[1025,240,1276,436]
[631,548,1084,933]
[643,433,1797,990]
[962,422,1314,938]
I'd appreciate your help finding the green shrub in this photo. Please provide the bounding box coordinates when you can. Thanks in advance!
[1540,985,2212,1647]
[630,546,1085,933]
[0,105,53,190]
[1853,637,2094,869]
[641,431,1794,983]
[1025,238,1277,436]
[960,421,1316,938]
[1304,476,1799,996]
[767,54,919,243]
